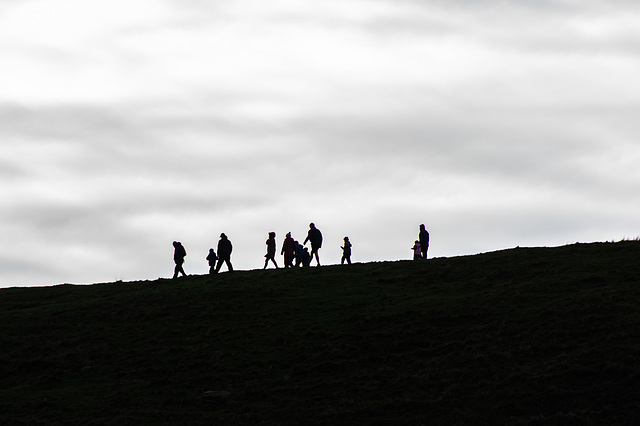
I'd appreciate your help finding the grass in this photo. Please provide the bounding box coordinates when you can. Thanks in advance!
[1,241,640,425]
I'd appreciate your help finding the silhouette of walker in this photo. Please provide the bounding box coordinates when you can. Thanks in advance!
[172,241,187,279]
[419,224,430,259]
[263,232,279,269]
[281,232,296,268]
[215,233,233,273]
[303,223,323,266]
[206,248,218,275]
[341,236,352,265]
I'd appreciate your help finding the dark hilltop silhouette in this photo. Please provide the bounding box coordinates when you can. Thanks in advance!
[2,240,640,425]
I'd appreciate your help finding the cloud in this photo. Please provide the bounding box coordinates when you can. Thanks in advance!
[1,0,639,286]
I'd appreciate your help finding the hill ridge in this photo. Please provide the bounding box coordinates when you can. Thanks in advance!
[2,240,640,425]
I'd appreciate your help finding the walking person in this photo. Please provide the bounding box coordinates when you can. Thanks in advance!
[172,241,187,279]
[281,232,296,268]
[263,232,279,269]
[206,248,218,275]
[341,236,352,265]
[419,224,430,259]
[215,233,234,273]
[303,222,323,266]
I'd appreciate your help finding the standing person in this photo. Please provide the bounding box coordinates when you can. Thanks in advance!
[172,241,187,279]
[281,232,296,268]
[303,222,323,266]
[263,232,279,269]
[419,224,430,259]
[215,233,234,273]
[412,240,422,261]
[341,236,352,265]
[206,248,218,275]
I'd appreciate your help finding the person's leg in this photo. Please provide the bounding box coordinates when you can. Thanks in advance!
[175,261,186,277]
[311,247,320,266]
[173,264,179,279]
[226,259,234,272]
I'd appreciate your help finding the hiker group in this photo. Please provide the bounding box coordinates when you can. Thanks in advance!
[173,223,428,278]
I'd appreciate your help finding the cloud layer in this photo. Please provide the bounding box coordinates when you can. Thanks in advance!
[1,0,639,286]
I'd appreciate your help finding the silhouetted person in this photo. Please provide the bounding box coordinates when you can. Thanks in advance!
[419,224,430,259]
[263,232,279,269]
[341,236,352,265]
[294,241,304,267]
[172,241,187,279]
[206,248,218,275]
[303,222,323,266]
[215,233,233,273]
[302,247,311,267]
[281,232,296,268]
[412,240,422,261]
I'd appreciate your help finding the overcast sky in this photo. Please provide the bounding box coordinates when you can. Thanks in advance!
[1,0,639,287]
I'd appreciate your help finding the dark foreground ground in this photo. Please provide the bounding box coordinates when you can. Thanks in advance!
[1,241,640,425]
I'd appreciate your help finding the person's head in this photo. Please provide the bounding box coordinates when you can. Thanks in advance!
[173,241,180,247]
[209,248,214,253]
[286,232,291,238]
[269,232,276,238]
[415,240,420,244]
[420,224,426,231]
[309,223,315,229]
[344,236,349,242]
[220,233,227,239]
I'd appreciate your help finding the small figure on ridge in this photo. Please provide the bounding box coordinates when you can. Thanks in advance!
[341,236,352,265]
[412,240,422,261]
[263,232,279,269]
[172,241,187,279]
[215,233,234,273]
[281,232,297,268]
[206,248,218,275]
[303,223,323,266]
[419,224,430,259]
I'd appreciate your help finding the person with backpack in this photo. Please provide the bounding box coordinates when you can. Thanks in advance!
[263,232,279,269]
[172,241,187,279]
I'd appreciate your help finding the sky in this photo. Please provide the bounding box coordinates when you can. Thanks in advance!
[1,0,639,287]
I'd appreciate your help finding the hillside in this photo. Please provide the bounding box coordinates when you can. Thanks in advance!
[1,241,640,425]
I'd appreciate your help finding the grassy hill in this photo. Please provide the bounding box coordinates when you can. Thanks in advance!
[1,241,640,425]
